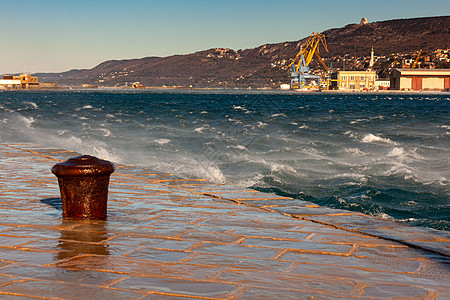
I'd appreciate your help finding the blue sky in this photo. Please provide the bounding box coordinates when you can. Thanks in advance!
[0,0,447,73]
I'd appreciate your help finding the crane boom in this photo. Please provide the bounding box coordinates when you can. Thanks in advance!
[411,49,422,69]
[289,32,329,89]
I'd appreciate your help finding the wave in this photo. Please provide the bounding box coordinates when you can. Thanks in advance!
[23,101,39,109]
[155,138,171,145]
[20,116,35,127]
[361,133,397,144]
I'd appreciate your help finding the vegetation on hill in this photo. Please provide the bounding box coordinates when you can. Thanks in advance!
[38,16,450,88]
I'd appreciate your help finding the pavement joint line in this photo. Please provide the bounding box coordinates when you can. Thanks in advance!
[201,193,450,258]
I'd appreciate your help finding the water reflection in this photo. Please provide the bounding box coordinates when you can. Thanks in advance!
[56,220,110,261]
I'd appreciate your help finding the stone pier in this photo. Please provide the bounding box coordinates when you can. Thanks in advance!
[0,143,449,299]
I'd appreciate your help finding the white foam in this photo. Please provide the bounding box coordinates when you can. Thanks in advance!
[361,133,397,145]
[256,121,268,128]
[99,128,113,137]
[195,127,206,133]
[271,113,286,118]
[227,145,247,151]
[20,116,35,127]
[155,138,171,145]
[387,147,405,157]
[350,118,368,124]
[24,101,38,109]
[345,148,365,156]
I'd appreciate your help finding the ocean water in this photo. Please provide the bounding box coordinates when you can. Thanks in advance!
[1,90,449,231]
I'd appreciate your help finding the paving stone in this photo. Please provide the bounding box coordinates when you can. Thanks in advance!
[55,255,221,280]
[0,266,127,287]
[237,287,355,300]
[217,269,357,295]
[279,251,423,273]
[112,276,237,298]
[191,243,278,259]
[185,254,291,271]
[0,143,449,299]
[0,280,142,300]
[142,294,202,299]
[241,237,354,255]
[362,283,436,298]
[125,248,191,262]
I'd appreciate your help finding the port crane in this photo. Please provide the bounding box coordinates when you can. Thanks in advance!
[411,49,422,69]
[289,32,329,89]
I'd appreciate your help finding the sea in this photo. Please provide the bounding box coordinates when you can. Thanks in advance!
[1,90,449,231]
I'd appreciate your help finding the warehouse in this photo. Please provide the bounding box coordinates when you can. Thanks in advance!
[390,69,450,91]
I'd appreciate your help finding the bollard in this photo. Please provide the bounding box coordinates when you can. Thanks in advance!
[51,155,115,220]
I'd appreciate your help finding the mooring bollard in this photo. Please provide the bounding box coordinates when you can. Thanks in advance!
[51,155,115,220]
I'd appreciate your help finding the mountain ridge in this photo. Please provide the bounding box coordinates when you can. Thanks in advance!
[38,15,450,88]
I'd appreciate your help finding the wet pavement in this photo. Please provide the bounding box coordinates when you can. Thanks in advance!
[0,143,449,299]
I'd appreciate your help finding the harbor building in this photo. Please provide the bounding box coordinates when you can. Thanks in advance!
[0,74,39,89]
[331,70,377,91]
[390,69,450,91]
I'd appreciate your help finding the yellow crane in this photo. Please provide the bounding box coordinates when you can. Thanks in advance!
[289,32,329,89]
[411,49,422,69]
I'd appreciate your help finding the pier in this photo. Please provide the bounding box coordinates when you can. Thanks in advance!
[0,143,449,299]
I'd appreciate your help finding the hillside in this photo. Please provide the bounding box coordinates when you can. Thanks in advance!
[38,16,450,88]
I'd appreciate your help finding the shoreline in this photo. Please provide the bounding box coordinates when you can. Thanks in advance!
[1,86,450,94]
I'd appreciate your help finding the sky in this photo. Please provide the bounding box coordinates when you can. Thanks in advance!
[0,0,448,73]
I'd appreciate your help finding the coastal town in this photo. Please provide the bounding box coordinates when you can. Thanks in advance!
[2,46,449,92]
[1,16,450,92]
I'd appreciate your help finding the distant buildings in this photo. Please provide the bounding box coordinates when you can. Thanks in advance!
[0,74,57,90]
[331,70,377,90]
[0,74,38,89]
[390,69,450,91]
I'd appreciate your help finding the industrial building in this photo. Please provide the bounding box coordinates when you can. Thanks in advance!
[331,70,377,90]
[390,69,450,91]
[0,74,39,89]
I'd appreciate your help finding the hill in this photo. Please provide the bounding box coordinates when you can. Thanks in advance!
[38,16,450,88]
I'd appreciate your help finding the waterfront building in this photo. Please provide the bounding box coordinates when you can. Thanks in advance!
[390,69,450,91]
[375,80,390,90]
[331,70,377,90]
[0,74,39,89]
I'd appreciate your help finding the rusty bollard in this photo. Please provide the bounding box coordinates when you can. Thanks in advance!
[51,155,115,220]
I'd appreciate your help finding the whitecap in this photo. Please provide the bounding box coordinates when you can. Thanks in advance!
[155,138,171,145]
[57,130,71,136]
[350,118,368,124]
[345,148,365,156]
[299,124,310,129]
[83,105,93,109]
[99,128,112,137]
[227,145,247,151]
[256,121,268,128]
[200,111,208,114]
[20,116,35,127]
[195,127,206,133]
[24,101,38,109]
[202,165,226,184]
[387,147,405,157]
[271,113,286,118]
[361,133,397,145]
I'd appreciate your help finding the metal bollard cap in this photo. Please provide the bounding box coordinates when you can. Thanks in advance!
[51,155,115,177]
